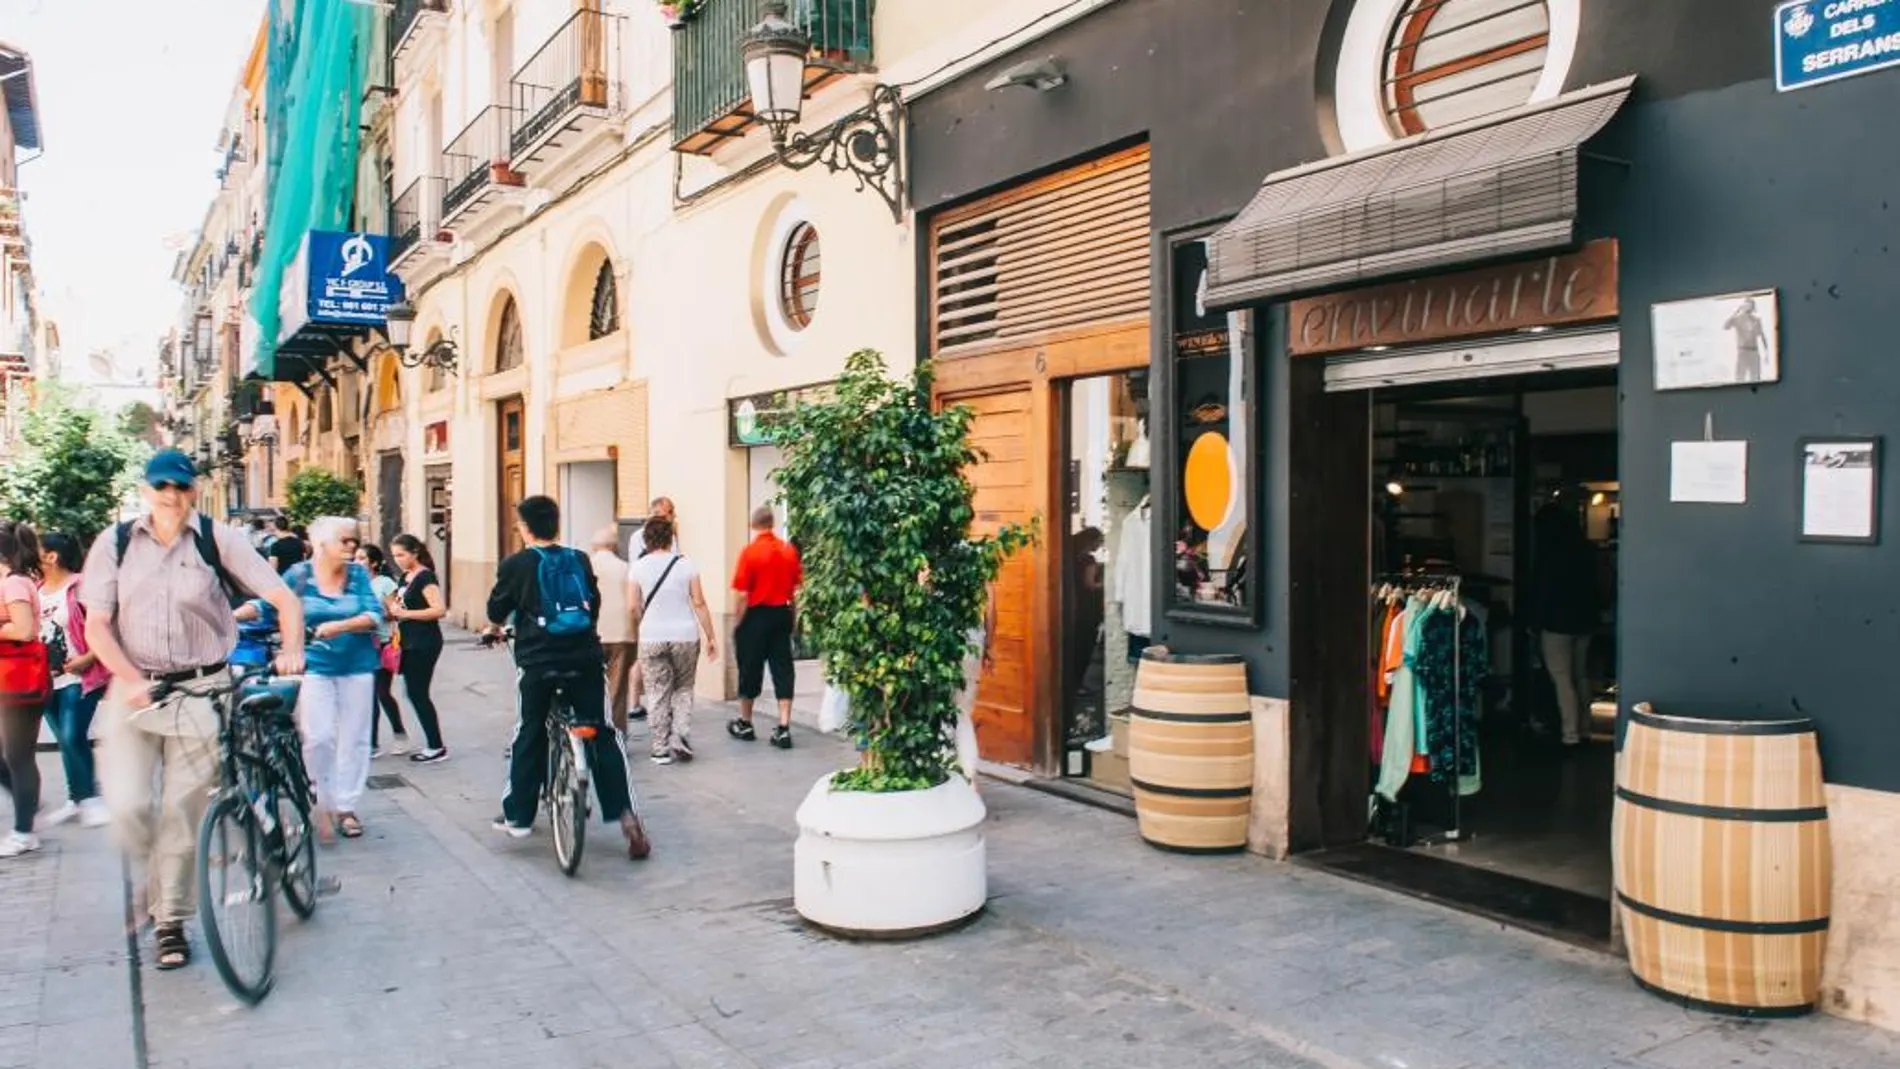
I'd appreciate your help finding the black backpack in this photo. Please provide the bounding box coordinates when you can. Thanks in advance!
[115,514,244,606]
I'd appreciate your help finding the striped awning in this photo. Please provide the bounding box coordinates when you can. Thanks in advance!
[1205,77,1635,309]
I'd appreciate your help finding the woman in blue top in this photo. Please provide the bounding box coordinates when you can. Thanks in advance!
[238,516,384,840]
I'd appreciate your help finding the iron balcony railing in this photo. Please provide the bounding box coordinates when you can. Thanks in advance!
[389,176,442,261]
[441,105,520,218]
[510,8,625,160]
[390,0,449,60]
[672,0,874,150]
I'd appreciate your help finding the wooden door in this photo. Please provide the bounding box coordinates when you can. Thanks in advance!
[497,397,526,558]
[959,387,1039,769]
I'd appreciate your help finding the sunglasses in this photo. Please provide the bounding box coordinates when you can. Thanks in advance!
[151,481,193,493]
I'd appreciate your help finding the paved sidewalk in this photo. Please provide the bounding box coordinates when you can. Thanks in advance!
[2,632,1897,1068]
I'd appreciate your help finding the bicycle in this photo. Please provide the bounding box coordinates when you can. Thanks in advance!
[479,627,595,876]
[144,661,316,1005]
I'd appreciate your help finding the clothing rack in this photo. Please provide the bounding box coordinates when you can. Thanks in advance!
[1369,570,1466,848]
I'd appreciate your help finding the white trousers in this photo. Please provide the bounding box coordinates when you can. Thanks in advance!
[1541,632,1593,744]
[301,673,376,814]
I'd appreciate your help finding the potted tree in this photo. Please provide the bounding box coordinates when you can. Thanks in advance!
[774,349,1033,937]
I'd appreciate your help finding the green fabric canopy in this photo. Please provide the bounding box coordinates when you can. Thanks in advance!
[247,0,374,380]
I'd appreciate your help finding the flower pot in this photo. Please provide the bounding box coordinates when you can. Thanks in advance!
[793,772,987,938]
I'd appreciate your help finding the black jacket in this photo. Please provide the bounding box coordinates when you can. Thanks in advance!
[486,546,603,668]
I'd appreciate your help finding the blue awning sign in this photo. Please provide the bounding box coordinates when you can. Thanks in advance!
[1776,0,1900,92]
[276,230,406,344]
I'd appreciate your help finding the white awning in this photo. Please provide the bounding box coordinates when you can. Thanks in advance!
[1206,77,1635,308]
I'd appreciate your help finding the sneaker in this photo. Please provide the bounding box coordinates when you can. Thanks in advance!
[0,832,39,858]
[79,798,111,829]
[727,718,757,742]
[41,802,79,827]
[389,733,412,756]
[370,746,385,759]
[410,748,449,764]
[672,737,694,763]
[630,705,648,722]
[490,817,532,839]
[770,726,793,750]
[650,752,674,766]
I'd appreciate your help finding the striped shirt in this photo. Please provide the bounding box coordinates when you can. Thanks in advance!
[80,511,288,675]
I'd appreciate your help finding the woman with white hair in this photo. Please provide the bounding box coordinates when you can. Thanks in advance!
[238,515,384,840]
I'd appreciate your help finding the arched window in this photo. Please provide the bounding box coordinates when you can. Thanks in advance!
[588,260,618,340]
[377,355,403,413]
[426,331,448,392]
[495,296,524,372]
[1383,0,1551,136]
[778,222,821,331]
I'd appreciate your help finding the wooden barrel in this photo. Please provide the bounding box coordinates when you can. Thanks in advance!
[1613,703,1831,1017]
[1128,649,1253,853]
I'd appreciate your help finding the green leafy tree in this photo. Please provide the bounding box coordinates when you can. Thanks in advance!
[117,401,165,448]
[774,349,1035,793]
[285,467,362,527]
[0,387,147,544]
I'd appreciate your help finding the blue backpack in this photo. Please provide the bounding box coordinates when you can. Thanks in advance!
[533,546,594,636]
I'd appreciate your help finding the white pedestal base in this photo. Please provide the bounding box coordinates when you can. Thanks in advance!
[793,774,987,938]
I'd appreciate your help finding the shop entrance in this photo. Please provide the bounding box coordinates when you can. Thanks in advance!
[1292,335,1621,946]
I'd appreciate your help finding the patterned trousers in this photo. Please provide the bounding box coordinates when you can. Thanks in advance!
[639,641,700,756]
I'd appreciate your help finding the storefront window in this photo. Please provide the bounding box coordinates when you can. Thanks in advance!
[1167,233,1257,624]
[1062,373,1150,778]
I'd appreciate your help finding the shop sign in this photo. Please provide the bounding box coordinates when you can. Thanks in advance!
[1775,1,1900,93]
[1172,239,1230,359]
[1288,240,1619,357]
[728,382,833,447]
[278,230,406,343]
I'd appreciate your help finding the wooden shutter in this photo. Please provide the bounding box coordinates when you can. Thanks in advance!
[931,144,1151,357]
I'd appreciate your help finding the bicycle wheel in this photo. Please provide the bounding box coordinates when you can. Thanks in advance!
[549,731,586,877]
[273,781,319,920]
[197,793,278,1005]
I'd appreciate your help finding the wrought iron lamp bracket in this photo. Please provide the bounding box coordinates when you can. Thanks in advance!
[769,84,905,222]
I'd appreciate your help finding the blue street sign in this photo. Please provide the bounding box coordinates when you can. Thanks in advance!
[1776,0,1900,92]
[305,230,405,326]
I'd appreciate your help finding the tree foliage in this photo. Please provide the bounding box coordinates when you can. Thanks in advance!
[0,387,147,545]
[285,467,361,526]
[774,349,1035,793]
[117,401,165,447]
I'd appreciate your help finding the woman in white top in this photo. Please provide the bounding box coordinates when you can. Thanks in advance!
[627,518,718,765]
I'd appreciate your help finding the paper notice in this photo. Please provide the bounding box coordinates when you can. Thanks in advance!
[1670,441,1748,504]
[1802,441,1878,539]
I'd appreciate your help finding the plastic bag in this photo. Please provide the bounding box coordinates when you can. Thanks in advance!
[818,685,850,734]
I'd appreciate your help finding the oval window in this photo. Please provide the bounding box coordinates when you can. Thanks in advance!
[778,222,821,331]
[1383,0,1551,136]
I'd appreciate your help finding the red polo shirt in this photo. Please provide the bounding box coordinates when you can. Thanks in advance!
[732,531,802,608]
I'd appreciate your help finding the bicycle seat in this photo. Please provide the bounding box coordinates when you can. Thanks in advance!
[238,678,301,718]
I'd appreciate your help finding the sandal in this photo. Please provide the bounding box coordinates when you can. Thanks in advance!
[154,923,190,970]
[337,814,364,839]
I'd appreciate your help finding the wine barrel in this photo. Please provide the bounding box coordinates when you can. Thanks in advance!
[1128,649,1253,853]
[1613,703,1831,1017]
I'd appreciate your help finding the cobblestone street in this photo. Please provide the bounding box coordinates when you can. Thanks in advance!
[0,634,1895,1069]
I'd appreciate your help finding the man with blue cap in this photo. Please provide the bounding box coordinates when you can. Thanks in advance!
[81,448,305,972]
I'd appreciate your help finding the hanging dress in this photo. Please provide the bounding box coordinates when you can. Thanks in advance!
[1374,597,1426,803]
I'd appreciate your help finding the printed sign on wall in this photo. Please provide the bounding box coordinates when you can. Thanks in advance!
[1776,0,1900,93]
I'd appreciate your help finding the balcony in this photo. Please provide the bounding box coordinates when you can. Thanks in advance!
[440,106,524,225]
[672,0,873,155]
[508,9,625,171]
[389,0,449,66]
[389,176,446,266]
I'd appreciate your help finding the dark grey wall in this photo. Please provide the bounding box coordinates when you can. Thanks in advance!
[1593,73,1900,793]
[910,0,1900,791]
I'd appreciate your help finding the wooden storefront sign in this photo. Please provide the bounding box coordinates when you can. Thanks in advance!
[1289,239,1619,357]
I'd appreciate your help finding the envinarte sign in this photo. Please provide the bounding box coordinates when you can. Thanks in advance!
[1288,240,1618,357]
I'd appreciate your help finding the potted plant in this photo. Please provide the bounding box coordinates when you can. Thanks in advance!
[656,0,700,28]
[774,349,1034,937]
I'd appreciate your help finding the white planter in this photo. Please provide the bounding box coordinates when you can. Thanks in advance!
[793,773,987,938]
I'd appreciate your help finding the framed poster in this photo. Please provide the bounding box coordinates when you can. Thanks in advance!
[1651,289,1781,390]
[1163,222,1261,628]
[1799,437,1882,544]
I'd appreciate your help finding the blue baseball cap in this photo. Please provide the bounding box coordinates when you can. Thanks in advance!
[144,448,199,488]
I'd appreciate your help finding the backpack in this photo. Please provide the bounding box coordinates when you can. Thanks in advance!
[117,514,243,607]
[532,546,594,637]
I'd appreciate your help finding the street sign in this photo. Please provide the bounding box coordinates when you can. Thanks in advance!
[1775,0,1900,93]
[277,230,407,344]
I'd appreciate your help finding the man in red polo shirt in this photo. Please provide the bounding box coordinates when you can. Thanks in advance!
[728,505,802,749]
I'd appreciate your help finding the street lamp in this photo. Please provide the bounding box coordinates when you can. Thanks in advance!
[738,0,904,221]
[372,300,459,373]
